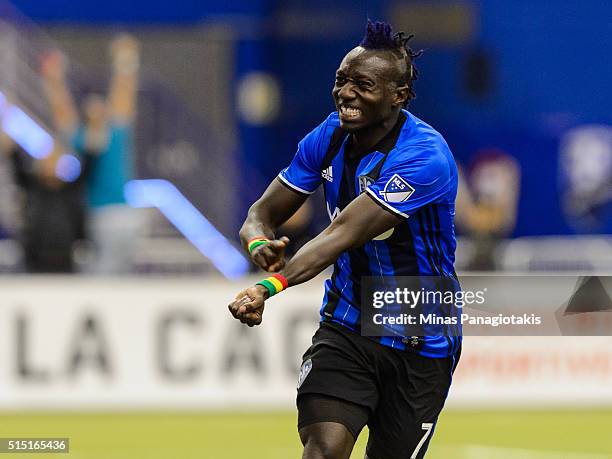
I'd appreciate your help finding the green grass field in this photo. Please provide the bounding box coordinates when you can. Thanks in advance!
[2,410,611,458]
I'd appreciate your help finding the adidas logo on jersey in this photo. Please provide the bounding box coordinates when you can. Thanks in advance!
[322,166,333,182]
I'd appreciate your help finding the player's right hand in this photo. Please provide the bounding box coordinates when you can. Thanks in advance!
[250,236,290,272]
[228,285,268,327]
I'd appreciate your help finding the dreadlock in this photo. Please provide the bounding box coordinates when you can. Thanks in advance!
[359,19,422,105]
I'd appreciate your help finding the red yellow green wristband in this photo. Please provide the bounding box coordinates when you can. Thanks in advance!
[247,236,270,254]
[256,274,289,297]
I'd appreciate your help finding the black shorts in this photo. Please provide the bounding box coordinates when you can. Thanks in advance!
[296,321,460,459]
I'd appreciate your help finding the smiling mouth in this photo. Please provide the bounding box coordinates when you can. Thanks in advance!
[339,105,363,121]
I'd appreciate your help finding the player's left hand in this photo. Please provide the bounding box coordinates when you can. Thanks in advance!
[250,236,290,273]
[228,285,268,327]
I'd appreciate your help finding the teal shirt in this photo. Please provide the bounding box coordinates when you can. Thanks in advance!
[73,123,134,208]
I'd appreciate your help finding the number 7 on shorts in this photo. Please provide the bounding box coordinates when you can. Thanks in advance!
[411,423,434,459]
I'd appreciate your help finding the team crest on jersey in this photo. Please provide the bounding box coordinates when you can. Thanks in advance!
[381,174,415,203]
[297,359,312,389]
[358,175,374,194]
[322,166,333,182]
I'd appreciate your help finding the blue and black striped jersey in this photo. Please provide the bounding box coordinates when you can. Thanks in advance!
[278,110,460,358]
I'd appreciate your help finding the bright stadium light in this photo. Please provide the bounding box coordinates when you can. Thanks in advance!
[1,102,54,159]
[0,91,83,182]
[124,179,249,278]
[55,153,82,182]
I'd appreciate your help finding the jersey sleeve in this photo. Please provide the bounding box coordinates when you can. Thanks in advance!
[365,148,451,218]
[278,117,332,195]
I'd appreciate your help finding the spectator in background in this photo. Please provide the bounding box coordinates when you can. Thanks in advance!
[40,34,143,274]
[0,130,84,273]
[456,149,521,270]
[0,130,20,240]
[560,125,612,234]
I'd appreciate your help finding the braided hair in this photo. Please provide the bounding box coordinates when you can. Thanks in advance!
[359,19,422,105]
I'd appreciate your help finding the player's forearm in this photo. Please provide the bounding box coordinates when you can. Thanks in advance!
[270,194,400,288]
[280,223,352,287]
[239,193,300,247]
[239,179,309,252]
[239,205,279,249]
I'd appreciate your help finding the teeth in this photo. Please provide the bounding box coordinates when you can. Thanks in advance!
[341,106,362,118]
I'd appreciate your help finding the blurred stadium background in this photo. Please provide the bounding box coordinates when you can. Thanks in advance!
[0,0,611,457]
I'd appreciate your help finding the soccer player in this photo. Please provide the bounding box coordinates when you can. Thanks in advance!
[229,20,460,459]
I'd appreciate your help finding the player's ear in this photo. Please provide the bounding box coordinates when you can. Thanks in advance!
[393,84,409,107]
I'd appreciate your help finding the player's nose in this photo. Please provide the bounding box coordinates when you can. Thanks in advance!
[337,82,356,101]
